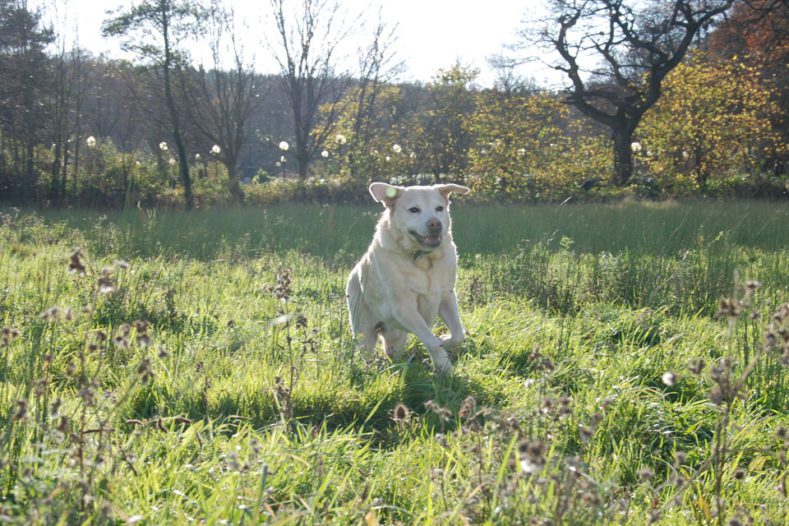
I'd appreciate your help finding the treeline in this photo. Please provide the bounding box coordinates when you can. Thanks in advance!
[0,0,786,208]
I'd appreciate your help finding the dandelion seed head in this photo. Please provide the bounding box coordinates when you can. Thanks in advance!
[661,371,676,387]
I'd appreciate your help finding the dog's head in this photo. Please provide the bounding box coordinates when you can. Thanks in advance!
[369,182,470,252]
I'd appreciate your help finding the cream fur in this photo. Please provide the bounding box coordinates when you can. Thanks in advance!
[346,183,469,374]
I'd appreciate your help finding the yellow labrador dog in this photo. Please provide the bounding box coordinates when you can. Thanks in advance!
[347,182,470,374]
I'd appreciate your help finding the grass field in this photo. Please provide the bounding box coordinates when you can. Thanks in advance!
[1,200,788,525]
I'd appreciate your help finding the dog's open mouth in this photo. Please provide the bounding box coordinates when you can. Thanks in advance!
[409,230,442,248]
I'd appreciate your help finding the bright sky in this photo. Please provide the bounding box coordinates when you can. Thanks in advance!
[36,0,562,87]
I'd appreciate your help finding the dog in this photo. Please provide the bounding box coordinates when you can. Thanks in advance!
[346,182,470,374]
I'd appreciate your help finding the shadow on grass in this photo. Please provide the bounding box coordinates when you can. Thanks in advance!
[120,354,496,449]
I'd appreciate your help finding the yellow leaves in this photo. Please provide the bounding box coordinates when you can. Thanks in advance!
[640,52,783,188]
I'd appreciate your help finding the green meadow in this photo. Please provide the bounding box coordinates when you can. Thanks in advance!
[1,200,788,524]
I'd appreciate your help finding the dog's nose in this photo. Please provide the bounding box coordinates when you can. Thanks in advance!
[427,218,442,234]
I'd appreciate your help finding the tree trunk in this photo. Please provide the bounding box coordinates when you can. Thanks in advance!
[612,127,634,187]
[297,141,309,179]
[161,10,193,210]
[226,160,244,205]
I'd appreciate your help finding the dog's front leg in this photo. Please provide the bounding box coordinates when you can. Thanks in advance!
[438,290,466,349]
[391,303,452,375]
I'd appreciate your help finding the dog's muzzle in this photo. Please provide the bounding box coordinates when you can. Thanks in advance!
[409,219,443,249]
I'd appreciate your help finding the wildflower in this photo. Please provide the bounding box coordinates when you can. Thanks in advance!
[86,136,97,148]
[458,396,477,419]
[424,400,452,422]
[519,440,546,474]
[688,358,705,375]
[13,400,28,421]
[69,248,87,274]
[137,358,153,384]
[280,155,287,163]
[392,144,402,154]
[168,158,176,166]
[57,415,70,433]
[114,324,131,349]
[744,280,761,291]
[710,384,724,405]
[98,267,115,294]
[273,269,292,301]
[631,142,642,153]
[278,141,289,151]
[321,150,329,158]
[580,425,594,444]
[1,327,20,346]
[335,133,347,145]
[79,385,96,406]
[390,403,411,424]
[40,306,61,322]
[717,298,742,318]
[195,153,202,161]
[211,144,221,155]
[134,320,151,347]
[661,371,676,387]
[639,467,655,481]
[582,492,600,506]
[159,141,168,151]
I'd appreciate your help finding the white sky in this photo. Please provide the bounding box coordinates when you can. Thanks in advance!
[36,0,563,87]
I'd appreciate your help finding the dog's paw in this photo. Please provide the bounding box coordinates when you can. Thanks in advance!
[439,334,465,349]
[430,347,453,376]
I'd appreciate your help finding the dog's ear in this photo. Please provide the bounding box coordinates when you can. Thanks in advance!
[369,182,402,207]
[436,184,470,199]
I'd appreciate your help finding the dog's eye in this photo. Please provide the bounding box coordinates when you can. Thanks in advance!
[408,207,420,213]
[435,206,444,212]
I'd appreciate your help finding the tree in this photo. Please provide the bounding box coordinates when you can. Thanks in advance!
[418,64,478,182]
[525,0,734,186]
[0,0,54,201]
[182,2,267,204]
[103,0,206,209]
[639,54,785,189]
[468,90,610,200]
[709,0,788,175]
[268,0,355,179]
[340,11,401,180]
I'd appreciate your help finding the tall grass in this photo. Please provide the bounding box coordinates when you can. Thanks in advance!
[1,201,787,524]
[18,199,789,260]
